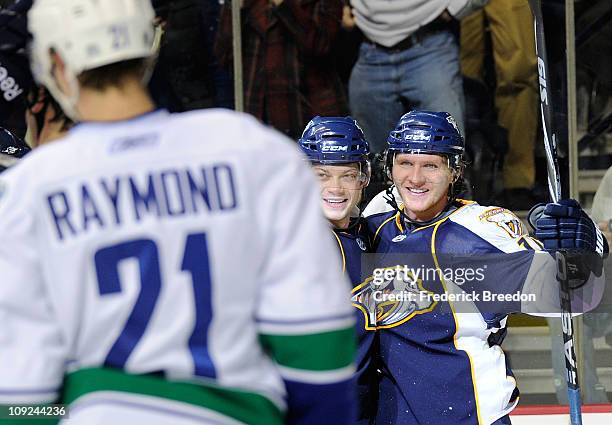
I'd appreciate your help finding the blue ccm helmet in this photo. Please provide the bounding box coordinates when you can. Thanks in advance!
[386,110,465,172]
[298,116,370,165]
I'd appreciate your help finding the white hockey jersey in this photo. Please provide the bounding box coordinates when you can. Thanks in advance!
[0,109,356,425]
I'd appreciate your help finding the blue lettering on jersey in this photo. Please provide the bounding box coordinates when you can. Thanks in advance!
[46,164,238,241]
[130,174,162,220]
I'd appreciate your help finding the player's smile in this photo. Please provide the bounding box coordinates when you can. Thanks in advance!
[323,197,349,209]
[406,187,429,196]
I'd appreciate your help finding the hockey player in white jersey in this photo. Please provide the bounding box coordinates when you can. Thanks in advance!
[0,1,356,424]
[357,110,607,425]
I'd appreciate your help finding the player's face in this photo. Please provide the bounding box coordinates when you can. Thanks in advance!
[391,153,454,222]
[312,163,367,228]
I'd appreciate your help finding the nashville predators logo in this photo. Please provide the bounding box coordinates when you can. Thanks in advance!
[352,266,437,329]
[479,208,525,238]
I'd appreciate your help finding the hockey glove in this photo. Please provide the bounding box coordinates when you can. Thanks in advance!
[528,199,608,288]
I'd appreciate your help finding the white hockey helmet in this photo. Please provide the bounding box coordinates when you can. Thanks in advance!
[27,0,156,120]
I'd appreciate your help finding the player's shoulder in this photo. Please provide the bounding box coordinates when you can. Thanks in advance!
[0,142,62,215]
[0,131,72,186]
[449,200,541,252]
[450,201,525,234]
[174,108,296,153]
[363,187,398,219]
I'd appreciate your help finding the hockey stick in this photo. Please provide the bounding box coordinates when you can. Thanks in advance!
[527,1,582,424]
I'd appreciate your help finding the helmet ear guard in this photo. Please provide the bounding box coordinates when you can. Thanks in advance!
[383,149,393,181]
[360,160,372,188]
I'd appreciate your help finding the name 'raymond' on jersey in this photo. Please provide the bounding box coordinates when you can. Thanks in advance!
[0,109,355,425]
[46,156,238,241]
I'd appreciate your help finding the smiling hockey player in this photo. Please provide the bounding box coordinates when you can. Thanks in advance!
[298,116,377,424]
[360,110,607,425]
[298,116,372,279]
[0,1,356,424]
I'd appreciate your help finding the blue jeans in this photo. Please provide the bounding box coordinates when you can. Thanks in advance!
[348,31,465,154]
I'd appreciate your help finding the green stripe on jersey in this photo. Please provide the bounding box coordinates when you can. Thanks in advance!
[62,368,283,425]
[259,326,355,371]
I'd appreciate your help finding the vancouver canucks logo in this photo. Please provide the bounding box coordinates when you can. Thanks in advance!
[351,266,437,329]
[479,208,524,238]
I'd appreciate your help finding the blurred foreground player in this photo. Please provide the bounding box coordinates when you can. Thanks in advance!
[25,86,73,146]
[298,116,377,424]
[0,1,357,424]
[359,110,607,425]
[0,126,30,172]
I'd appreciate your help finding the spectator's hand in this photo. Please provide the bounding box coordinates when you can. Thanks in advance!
[598,221,612,247]
[342,5,356,30]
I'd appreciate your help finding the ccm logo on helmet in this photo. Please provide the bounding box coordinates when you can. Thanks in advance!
[0,62,24,102]
[404,133,431,141]
[321,145,348,152]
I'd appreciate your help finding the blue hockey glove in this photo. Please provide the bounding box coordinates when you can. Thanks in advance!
[529,199,608,254]
[528,199,608,288]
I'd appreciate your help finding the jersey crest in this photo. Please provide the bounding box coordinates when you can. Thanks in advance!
[352,266,436,329]
[479,208,524,238]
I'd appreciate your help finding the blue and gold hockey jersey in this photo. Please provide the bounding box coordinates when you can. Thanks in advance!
[356,199,551,425]
[332,217,379,424]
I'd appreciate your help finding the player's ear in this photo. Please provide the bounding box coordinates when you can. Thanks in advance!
[49,49,73,97]
[451,169,460,183]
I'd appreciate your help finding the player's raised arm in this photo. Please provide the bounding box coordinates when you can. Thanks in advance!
[252,138,357,425]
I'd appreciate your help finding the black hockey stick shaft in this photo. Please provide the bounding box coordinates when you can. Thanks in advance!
[527,1,582,424]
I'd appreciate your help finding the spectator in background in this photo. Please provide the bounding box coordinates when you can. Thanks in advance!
[348,0,488,154]
[0,0,72,145]
[149,0,232,112]
[461,0,539,210]
[0,0,35,138]
[216,0,348,139]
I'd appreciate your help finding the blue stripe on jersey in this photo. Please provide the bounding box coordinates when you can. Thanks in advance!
[333,218,378,425]
[255,313,355,325]
[0,387,59,395]
[283,378,356,425]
